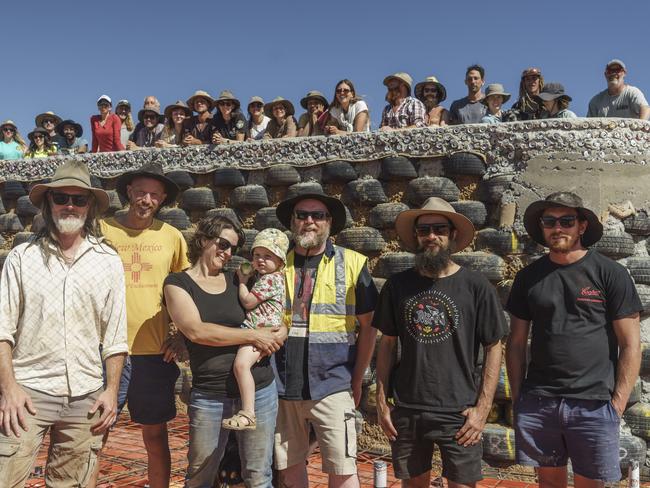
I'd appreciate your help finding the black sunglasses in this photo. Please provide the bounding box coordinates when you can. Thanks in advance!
[2,127,15,132]
[294,210,330,221]
[50,192,90,207]
[415,223,453,237]
[214,236,239,254]
[540,215,578,229]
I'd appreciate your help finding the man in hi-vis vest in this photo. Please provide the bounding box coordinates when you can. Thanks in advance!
[273,193,378,488]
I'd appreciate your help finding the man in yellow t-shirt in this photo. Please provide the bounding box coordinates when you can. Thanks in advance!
[95,162,189,488]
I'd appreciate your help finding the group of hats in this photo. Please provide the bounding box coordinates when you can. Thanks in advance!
[383,72,448,104]
[25,111,84,142]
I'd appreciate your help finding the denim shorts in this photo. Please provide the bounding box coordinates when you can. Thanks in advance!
[514,393,621,482]
[390,407,482,484]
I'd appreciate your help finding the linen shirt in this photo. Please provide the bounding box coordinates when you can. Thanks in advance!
[380,97,427,129]
[0,237,128,397]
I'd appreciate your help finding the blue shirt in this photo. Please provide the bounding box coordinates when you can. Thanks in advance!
[0,141,24,160]
[56,136,89,154]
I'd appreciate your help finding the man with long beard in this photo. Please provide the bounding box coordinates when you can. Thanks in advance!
[274,193,378,488]
[506,192,642,486]
[415,76,450,126]
[0,161,127,487]
[374,197,506,488]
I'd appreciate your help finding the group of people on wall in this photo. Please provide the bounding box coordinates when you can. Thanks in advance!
[0,58,647,160]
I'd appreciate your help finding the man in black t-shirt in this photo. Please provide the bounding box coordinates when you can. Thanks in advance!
[374,197,507,487]
[506,192,642,485]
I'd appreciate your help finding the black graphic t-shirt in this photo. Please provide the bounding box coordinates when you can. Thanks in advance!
[507,250,642,400]
[373,267,507,412]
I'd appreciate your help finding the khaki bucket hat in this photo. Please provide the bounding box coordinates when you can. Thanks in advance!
[383,72,413,94]
[164,101,192,121]
[395,197,475,253]
[186,90,215,112]
[300,90,329,110]
[214,90,241,111]
[264,97,295,118]
[482,84,511,105]
[29,160,110,212]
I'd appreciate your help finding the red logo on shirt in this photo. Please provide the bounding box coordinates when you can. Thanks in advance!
[577,287,604,303]
[124,252,153,283]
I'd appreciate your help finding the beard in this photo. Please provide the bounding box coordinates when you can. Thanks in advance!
[546,232,580,253]
[423,96,438,110]
[292,222,330,250]
[414,245,452,277]
[54,214,85,234]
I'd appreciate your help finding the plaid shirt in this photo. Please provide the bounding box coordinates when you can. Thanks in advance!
[380,96,427,129]
[0,237,127,396]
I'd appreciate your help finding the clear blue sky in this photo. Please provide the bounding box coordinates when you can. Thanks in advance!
[5,0,650,138]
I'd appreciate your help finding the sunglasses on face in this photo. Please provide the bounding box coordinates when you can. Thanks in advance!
[143,114,158,120]
[540,215,578,228]
[294,210,330,221]
[98,103,110,108]
[249,103,263,109]
[218,101,234,107]
[214,236,239,254]
[336,88,351,94]
[43,119,55,125]
[415,223,453,237]
[2,127,15,133]
[33,135,45,140]
[387,85,401,92]
[50,192,90,207]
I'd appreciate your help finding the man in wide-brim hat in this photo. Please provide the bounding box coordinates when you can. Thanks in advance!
[506,191,642,486]
[0,160,127,487]
[379,72,427,130]
[274,192,379,486]
[35,111,63,140]
[375,196,507,486]
[55,119,88,154]
[414,76,449,126]
[127,107,165,150]
[98,161,189,488]
[183,90,215,145]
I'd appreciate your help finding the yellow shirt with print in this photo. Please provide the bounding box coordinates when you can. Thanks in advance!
[101,217,190,355]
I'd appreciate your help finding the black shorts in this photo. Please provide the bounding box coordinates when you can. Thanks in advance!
[391,407,482,484]
[126,354,180,425]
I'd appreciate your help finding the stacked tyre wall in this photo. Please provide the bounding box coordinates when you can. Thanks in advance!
[1,119,649,480]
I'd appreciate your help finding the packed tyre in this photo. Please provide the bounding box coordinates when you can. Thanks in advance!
[336,227,386,253]
[379,156,417,181]
[368,202,410,230]
[406,177,459,206]
[342,179,388,206]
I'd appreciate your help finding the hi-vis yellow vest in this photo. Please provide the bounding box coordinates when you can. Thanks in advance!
[276,243,368,399]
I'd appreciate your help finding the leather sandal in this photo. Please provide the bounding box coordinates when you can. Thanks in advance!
[222,410,257,431]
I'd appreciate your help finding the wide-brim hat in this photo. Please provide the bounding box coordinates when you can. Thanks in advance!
[164,101,192,121]
[521,67,542,78]
[264,97,295,118]
[251,228,290,263]
[55,119,83,138]
[523,192,603,247]
[137,107,164,124]
[116,162,180,207]
[29,161,109,213]
[248,96,265,109]
[300,91,329,110]
[395,197,475,253]
[27,127,50,142]
[0,120,18,131]
[35,111,62,128]
[214,90,241,111]
[383,72,413,94]
[186,90,215,112]
[276,192,346,236]
[482,84,511,105]
[414,76,447,103]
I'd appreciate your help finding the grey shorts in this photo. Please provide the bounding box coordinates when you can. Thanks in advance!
[514,393,621,482]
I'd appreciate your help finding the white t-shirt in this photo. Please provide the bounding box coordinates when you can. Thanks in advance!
[587,85,648,118]
[329,100,370,132]
[248,115,271,140]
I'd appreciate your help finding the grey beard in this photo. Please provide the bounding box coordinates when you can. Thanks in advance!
[415,247,452,277]
[54,215,84,234]
[295,231,327,250]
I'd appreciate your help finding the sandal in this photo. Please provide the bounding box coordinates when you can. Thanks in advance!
[222,410,257,431]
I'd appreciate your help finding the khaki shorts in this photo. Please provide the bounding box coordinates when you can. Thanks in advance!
[274,390,357,475]
[0,387,103,488]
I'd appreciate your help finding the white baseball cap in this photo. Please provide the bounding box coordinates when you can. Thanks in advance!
[97,94,112,105]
